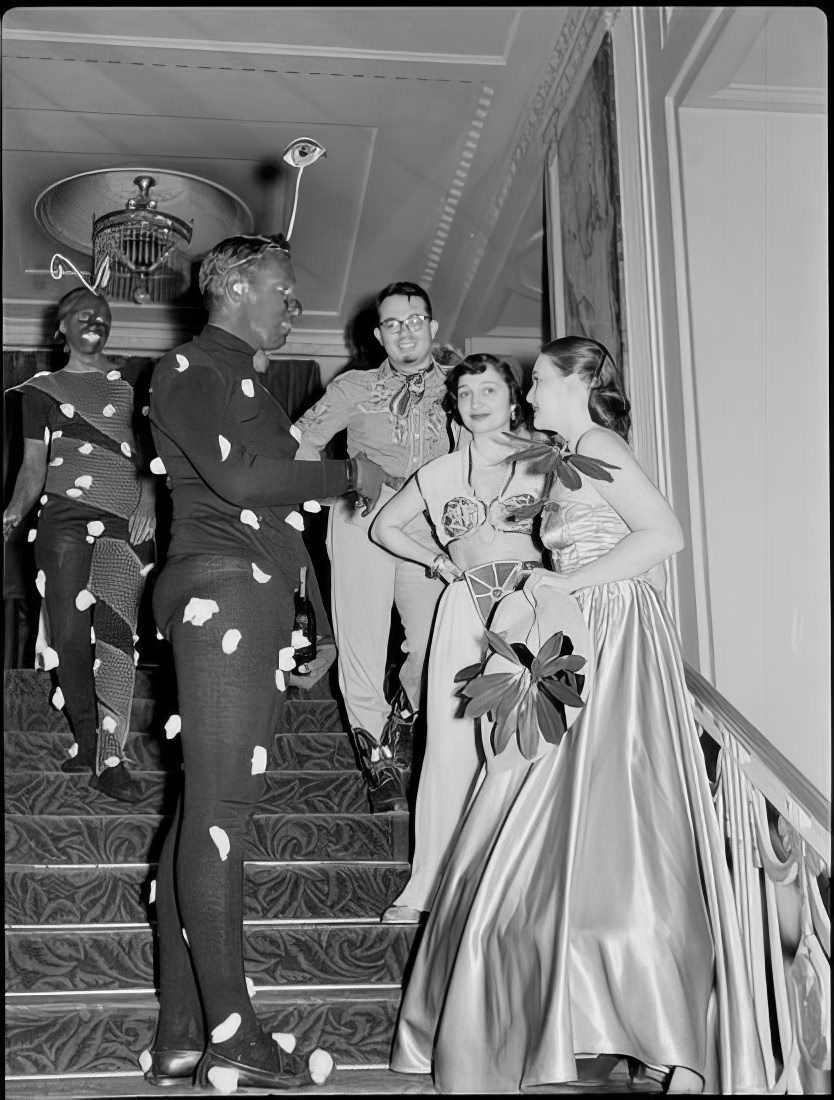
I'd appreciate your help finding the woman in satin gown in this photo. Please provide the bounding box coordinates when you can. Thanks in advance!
[390,337,769,1094]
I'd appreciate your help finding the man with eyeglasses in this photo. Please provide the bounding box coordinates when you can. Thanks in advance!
[293,281,463,815]
[145,234,383,1090]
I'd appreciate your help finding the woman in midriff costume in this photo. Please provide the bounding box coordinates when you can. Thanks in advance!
[371,353,545,921]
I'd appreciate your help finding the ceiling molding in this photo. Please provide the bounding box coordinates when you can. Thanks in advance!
[449,6,618,335]
[421,85,495,289]
[712,82,827,113]
[1,28,514,67]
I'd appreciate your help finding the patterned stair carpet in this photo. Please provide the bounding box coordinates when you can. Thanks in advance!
[4,665,434,1097]
[5,667,663,1098]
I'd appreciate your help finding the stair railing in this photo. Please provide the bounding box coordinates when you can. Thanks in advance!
[685,664,831,1094]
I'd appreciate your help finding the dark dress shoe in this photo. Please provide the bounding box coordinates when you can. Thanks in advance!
[60,754,95,774]
[195,1043,334,1092]
[93,762,143,803]
[142,1047,203,1086]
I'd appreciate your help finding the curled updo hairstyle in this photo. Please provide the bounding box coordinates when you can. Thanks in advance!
[443,353,527,431]
[539,336,631,441]
[54,287,111,344]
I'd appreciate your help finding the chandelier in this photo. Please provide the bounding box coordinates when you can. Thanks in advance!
[91,175,193,304]
[34,167,254,304]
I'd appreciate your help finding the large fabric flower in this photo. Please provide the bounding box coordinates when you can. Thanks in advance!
[456,610,588,762]
[499,432,620,522]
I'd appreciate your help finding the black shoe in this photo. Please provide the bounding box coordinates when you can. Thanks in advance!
[348,728,408,813]
[60,753,95,774]
[93,762,143,804]
[380,685,417,790]
[195,1042,334,1092]
[142,1047,203,1086]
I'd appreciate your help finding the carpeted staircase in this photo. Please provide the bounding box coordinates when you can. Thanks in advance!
[4,664,436,1097]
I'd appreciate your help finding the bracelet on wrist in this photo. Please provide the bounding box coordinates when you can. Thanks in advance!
[429,553,454,579]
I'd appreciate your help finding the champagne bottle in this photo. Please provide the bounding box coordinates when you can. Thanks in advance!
[292,566,316,674]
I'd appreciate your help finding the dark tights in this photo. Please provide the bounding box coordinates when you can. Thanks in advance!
[152,554,293,1063]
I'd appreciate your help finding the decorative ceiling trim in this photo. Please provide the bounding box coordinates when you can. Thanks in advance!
[450,6,619,327]
[421,86,495,289]
[2,28,514,67]
[712,82,827,112]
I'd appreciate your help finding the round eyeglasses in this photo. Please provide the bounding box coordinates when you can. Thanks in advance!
[378,313,430,335]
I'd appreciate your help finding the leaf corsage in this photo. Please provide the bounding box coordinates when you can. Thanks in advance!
[500,432,620,521]
[455,627,587,761]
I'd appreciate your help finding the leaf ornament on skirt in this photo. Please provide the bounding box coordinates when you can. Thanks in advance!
[456,626,587,761]
[498,432,620,521]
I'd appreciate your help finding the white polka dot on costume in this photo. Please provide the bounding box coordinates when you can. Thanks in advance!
[75,475,93,489]
[141,405,150,416]
[133,633,140,643]
[251,563,271,583]
[284,510,304,531]
[52,430,62,440]
[35,570,46,597]
[289,424,302,442]
[207,1067,239,1092]
[106,369,121,381]
[41,646,59,671]
[221,629,241,654]
[291,630,310,649]
[67,742,78,758]
[209,826,231,861]
[309,1050,334,1085]
[133,650,140,666]
[52,687,65,709]
[120,442,132,457]
[43,427,51,444]
[182,597,219,626]
[150,457,166,475]
[27,529,37,543]
[39,495,48,505]
[49,457,63,467]
[90,627,96,644]
[102,404,116,417]
[101,716,117,734]
[103,756,120,768]
[66,488,83,498]
[175,354,190,372]
[148,879,156,904]
[138,1050,152,1074]
[164,714,181,739]
[211,1012,241,1043]
[218,435,231,461]
[275,669,286,692]
[85,535,94,544]
[87,520,105,537]
[78,442,93,455]
[278,647,296,672]
[241,378,255,397]
[93,658,101,671]
[246,977,256,997]
[303,500,322,513]
[273,1032,297,1054]
[140,562,155,577]
[251,746,267,775]
[240,509,260,530]
[156,629,164,641]
[75,589,96,610]
[59,403,75,418]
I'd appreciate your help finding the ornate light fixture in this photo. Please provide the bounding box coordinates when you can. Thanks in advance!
[34,168,254,304]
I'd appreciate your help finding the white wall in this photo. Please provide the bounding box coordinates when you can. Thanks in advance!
[678,105,829,793]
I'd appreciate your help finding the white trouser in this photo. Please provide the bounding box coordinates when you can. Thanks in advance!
[326,488,444,742]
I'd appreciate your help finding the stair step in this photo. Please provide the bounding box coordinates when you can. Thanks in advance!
[5,812,409,865]
[5,729,358,772]
[4,988,415,1078]
[5,769,370,816]
[6,862,410,925]
[4,671,343,734]
[6,923,419,994]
